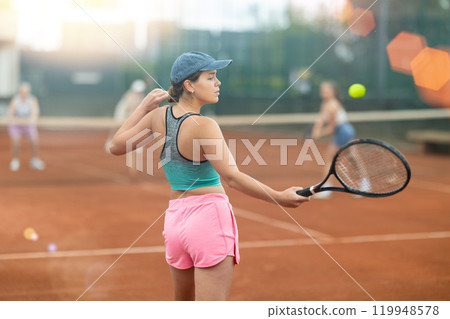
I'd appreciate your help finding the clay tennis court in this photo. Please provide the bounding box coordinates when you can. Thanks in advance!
[1,125,449,301]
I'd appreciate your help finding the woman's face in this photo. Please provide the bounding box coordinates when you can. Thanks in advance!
[189,70,221,104]
[19,84,31,97]
[320,83,334,100]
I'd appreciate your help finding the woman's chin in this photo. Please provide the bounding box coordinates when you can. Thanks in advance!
[201,96,219,105]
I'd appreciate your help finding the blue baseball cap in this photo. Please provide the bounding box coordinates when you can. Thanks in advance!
[170,51,232,85]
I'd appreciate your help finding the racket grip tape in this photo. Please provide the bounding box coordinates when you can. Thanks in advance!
[296,187,314,197]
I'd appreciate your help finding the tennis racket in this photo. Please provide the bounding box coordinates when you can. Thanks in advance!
[297,139,411,198]
[303,124,313,139]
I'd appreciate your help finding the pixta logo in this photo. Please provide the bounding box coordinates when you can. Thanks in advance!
[126,129,324,176]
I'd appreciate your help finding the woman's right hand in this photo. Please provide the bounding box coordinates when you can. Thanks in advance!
[139,88,169,112]
[276,187,310,208]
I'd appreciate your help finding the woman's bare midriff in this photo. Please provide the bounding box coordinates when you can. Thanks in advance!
[170,185,226,199]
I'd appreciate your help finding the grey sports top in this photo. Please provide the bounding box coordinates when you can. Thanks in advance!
[160,106,221,191]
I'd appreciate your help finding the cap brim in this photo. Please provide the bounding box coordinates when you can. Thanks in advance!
[200,59,232,71]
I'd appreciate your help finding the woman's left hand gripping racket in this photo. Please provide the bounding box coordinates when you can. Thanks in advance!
[297,139,411,198]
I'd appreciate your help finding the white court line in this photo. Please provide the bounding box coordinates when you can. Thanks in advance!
[409,179,450,194]
[0,246,166,260]
[234,207,333,240]
[239,238,316,249]
[2,231,449,261]
[334,231,450,244]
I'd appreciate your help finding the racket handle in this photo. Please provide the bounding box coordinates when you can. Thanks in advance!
[296,187,313,197]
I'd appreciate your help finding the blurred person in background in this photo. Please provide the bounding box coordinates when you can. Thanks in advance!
[7,82,45,171]
[311,81,355,198]
[105,79,147,177]
[114,79,147,122]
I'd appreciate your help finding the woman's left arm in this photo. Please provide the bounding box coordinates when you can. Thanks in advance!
[311,105,326,139]
[30,97,40,124]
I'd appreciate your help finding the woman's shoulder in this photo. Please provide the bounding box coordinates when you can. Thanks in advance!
[184,114,218,127]
[324,99,342,112]
[145,104,170,125]
[200,115,221,129]
[182,115,221,138]
[153,104,170,115]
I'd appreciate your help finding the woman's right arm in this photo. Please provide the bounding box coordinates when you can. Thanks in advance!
[197,117,309,208]
[7,98,16,121]
[311,104,326,139]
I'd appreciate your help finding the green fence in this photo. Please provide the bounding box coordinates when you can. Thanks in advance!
[18,0,449,116]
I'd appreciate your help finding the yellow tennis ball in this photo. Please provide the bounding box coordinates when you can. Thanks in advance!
[348,83,366,98]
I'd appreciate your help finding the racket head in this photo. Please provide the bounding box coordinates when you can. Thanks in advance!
[330,139,411,197]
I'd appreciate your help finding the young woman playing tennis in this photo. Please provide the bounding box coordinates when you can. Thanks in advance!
[311,81,355,198]
[109,52,309,301]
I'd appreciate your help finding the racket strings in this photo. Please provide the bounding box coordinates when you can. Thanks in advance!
[335,143,408,194]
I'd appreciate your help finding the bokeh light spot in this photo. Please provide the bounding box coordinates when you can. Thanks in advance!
[332,0,354,22]
[24,227,37,241]
[386,31,427,75]
[347,8,376,37]
[416,47,450,108]
[411,47,450,91]
[47,243,58,253]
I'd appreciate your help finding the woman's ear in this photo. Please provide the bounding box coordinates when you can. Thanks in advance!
[183,80,194,94]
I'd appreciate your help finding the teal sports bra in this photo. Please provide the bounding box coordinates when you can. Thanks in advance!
[160,106,221,191]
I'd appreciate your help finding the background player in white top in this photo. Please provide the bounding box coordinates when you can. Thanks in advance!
[105,79,146,178]
[7,82,45,171]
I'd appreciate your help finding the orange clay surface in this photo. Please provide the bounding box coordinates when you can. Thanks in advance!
[0,128,449,300]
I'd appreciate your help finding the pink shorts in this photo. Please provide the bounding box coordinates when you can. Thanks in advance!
[163,193,240,269]
[8,124,38,140]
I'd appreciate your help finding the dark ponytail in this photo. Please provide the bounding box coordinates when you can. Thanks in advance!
[167,83,184,103]
[167,71,202,103]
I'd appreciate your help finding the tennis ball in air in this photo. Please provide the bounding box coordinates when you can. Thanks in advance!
[348,83,366,98]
